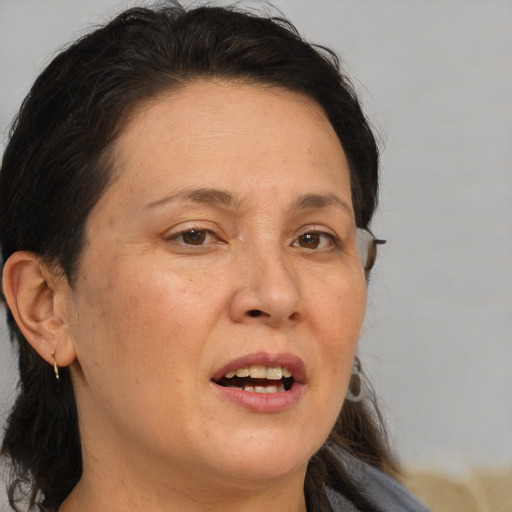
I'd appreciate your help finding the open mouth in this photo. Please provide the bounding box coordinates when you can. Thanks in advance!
[214,364,295,393]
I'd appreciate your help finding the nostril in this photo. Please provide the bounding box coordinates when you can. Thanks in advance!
[248,310,262,317]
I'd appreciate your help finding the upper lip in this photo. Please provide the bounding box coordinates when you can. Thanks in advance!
[211,352,307,384]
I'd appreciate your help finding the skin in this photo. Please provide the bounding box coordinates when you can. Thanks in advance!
[7,80,368,512]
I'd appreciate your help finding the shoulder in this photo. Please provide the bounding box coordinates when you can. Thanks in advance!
[326,450,431,512]
[359,463,431,512]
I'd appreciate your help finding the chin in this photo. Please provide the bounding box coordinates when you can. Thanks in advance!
[195,427,320,485]
[214,454,309,486]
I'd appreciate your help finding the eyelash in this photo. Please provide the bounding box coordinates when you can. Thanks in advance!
[166,226,339,251]
[166,227,223,247]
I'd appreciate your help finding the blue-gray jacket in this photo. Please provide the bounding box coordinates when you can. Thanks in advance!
[327,453,430,512]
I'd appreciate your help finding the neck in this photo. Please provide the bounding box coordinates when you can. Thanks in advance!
[59,434,308,512]
[60,468,308,512]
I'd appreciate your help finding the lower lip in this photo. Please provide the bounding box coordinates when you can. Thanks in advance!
[211,381,305,413]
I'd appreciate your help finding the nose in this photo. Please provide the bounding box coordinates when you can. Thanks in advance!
[229,244,303,328]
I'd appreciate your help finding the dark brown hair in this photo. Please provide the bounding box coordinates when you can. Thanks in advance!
[0,2,396,511]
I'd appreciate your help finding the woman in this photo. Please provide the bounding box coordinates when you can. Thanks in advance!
[0,3,429,511]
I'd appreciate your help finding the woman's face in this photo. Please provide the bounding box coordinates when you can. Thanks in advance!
[65,80,367,490]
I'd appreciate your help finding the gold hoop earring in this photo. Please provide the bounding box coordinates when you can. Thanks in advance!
[51,350,60,380]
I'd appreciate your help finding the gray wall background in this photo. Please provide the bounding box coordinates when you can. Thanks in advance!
[1,0,511,507]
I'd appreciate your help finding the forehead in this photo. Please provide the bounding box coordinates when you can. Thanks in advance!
[107,79,351,211]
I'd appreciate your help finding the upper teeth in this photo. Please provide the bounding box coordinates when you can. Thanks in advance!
[224,364,292,380]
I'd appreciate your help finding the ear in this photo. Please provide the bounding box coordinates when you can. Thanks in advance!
[2,251,77,368]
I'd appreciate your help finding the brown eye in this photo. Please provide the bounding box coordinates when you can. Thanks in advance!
[180,229,207,245]
[298,233,320,249]
[293,231,335,250]
[167,226,224,248]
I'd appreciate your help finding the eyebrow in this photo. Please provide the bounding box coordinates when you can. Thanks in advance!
[145,188,352,216]
[145,187,237,210]
[292,193,353,215]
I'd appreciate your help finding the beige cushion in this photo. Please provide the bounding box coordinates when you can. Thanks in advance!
[403,467,512,512]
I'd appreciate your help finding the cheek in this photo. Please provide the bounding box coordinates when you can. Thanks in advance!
[71,262,225,373]
[310,269,367,337]
[68,263,227,437]
[306,271,366,382]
